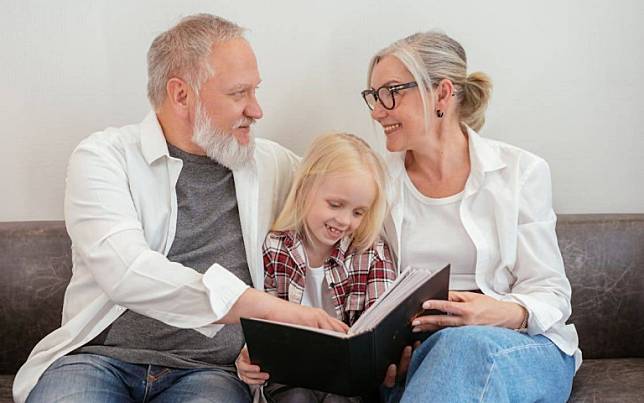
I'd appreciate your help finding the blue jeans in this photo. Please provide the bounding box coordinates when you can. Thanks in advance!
[386,326,575,403]
[27,353,251,402]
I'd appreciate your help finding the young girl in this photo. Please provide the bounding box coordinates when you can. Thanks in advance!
[236,132,396,402]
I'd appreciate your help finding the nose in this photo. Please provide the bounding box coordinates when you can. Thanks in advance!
[245,94,263,120]
[370,102,387,121]
[335,209,351,228]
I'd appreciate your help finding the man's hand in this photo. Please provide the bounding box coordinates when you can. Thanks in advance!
[265,300,350,333]
[219,288,349,333]
[235,346,269,385]
[410,291,528,332]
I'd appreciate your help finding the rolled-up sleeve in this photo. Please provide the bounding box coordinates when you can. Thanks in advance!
[64,139,248,332]
[499,159,572,335]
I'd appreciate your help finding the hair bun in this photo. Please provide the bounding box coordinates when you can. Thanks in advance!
[460,71,492,131]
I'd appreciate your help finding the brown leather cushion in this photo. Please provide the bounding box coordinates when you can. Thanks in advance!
[557,215,644,359]
[0,221,72,374]
[569,358,644,402]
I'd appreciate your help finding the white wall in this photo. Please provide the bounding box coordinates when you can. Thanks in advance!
[1,0,643,221]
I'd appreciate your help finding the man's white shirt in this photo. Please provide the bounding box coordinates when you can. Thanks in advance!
[13,112,299,403]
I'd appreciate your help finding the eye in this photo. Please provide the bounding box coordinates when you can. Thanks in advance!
[353,209,366,217]
[327,201,341,209]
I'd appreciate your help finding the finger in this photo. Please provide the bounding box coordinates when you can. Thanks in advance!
[413,340,421,350]
[382,364,397,388]
[412,314,463,332]
[397,345,413,378]
[448,291,467,302]
[422,300,466,316]
[237,362,262,373]
[321,316,349,333]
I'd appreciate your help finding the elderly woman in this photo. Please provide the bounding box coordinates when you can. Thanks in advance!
[361,32,580,402]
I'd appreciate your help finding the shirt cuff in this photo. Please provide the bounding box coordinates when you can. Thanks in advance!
[202,263,250,320]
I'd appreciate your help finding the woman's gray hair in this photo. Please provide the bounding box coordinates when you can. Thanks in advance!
[147,14,246,109]
[367,31,492,132]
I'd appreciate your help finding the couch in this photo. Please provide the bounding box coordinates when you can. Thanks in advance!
[1,215,643,402]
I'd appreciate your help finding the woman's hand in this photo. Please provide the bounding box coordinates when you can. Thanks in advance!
[411,291,528,332]
[235,346,270,385]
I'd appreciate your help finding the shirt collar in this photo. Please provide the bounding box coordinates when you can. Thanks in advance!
[278,230,353,265]
[140,111,171,165]
[385,125,506,182]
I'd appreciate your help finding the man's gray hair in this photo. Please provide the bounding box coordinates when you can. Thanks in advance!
[147,14,246,109]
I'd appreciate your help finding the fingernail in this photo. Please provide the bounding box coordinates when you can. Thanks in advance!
[423,302,431,309]
[412,327,420,333]
[412,320,420,326]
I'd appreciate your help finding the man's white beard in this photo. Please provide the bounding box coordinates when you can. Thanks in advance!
[191,101,255,170]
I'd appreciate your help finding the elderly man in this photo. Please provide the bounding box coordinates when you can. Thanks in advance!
[14,14,347,403]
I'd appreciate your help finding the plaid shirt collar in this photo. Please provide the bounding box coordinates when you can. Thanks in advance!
[279,229,353,268]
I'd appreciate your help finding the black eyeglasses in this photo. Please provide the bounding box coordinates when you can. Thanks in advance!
[361,82,418,111]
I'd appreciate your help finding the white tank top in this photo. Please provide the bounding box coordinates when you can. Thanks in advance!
[400,170,478,290]
[300,265,337,317]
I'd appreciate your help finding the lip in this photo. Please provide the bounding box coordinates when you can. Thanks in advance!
[324,223,344,240]
[234,127,251,144]
[382,123,401,135]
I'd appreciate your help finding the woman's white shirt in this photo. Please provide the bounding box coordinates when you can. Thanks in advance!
[384,127,581,370]
[400,172,478,291]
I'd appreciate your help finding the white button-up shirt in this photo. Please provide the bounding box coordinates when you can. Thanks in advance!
[13,112,299,403]
[384,128,581,369]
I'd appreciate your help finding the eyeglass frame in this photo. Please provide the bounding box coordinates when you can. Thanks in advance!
[361,81,419,111]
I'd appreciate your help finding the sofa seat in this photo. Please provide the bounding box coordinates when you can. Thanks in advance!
[569,358,644,402]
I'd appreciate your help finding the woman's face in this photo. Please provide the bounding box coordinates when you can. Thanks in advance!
[369,56,428,152]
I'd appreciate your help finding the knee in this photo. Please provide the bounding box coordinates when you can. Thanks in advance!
[418,326,509,362]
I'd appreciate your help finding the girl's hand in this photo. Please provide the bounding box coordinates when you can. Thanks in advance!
[411,291,528,332]
[235,346,269,385]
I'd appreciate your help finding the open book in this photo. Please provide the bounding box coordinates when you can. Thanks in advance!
[240,264,450,396]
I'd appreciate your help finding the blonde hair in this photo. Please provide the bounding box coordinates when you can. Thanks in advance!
[147,14,245,109]
[273,132,388,252]
[367,31,492,132]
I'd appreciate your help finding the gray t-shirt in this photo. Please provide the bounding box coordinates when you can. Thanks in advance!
[77,143,251,371]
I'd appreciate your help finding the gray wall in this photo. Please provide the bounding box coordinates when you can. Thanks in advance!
[1,0,643,220]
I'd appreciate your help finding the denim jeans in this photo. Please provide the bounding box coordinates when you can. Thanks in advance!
[27,353,251,403]
[384,326,575,403]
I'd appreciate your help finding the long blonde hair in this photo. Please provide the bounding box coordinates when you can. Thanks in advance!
[273,132,388,252]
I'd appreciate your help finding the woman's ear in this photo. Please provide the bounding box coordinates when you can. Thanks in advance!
[436,79,455,110]
[166,77,194,118]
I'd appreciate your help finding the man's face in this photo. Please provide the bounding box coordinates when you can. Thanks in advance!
[191,38,262,169]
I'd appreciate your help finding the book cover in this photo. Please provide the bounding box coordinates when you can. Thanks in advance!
[241,264,450,396]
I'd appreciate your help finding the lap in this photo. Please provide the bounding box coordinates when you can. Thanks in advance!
[400,326,575,403]
[27,353,251,403]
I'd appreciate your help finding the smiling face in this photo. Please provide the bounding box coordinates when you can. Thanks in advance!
[195,37,263,146]
[369,55,430,152]
[303,171,377,257]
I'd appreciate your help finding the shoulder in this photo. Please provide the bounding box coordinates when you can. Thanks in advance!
[347,238,394,264]
[70,121,143,167]
[471,132,550,183]
[254,138,300,169]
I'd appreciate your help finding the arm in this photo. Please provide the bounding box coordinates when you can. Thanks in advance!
[365,241,398,309]
[65,139,245,329]
[412,159,568,333]
[262,235,278,297]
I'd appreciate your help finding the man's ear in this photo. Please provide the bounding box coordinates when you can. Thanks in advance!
[166,77,193,118]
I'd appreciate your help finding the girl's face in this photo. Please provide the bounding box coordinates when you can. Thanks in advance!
[304,170,377,255]
[369,56,428,152]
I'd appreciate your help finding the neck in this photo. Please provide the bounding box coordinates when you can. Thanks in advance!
[405,121,469,181]
[303,239,333,268]
[156,107,205,156]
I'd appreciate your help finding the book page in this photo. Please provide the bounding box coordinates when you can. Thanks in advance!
[348,267,437,335]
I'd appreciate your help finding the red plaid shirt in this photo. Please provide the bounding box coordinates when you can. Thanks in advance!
[263,230,397,326]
